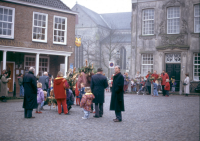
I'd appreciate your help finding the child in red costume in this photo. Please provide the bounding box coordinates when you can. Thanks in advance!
[53,71,69,114]
[164,79,170,97]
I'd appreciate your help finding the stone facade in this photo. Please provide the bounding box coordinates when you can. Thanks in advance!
[131,0,200,92]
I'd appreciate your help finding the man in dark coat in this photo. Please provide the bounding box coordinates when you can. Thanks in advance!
[110,66,124,122]
[23,67,37,118]
[38,72,49,92]
[91,68,108,118]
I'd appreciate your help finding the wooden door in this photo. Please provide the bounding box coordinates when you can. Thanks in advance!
[166,64,181,91]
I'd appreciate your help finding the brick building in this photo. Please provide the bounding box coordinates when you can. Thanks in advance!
[0,0,77,94]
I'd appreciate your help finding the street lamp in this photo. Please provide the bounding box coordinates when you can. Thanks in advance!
[116,50,120,65]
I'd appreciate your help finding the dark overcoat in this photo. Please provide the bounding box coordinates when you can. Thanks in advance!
[91,74,108,103]
[110,73,125,111]
[23,71,37,110]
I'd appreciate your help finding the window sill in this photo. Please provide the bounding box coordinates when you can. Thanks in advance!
[0,36,14,39]
[191,33,200,38]
[139,35,156,40]
[32,39,47,43]
[53,42,67,45]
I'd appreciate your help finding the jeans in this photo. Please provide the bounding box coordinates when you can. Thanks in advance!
[83,109,90,119]
[41,101,44,108]
[20,85,24,96]
[24,109,33,118]
[153,89,158,96]
[172,87,175,92]
[131,86,137,92]
[47,88,50,97]
[36,103,41,112]
[115,111,122,121]
[166,90,169,96]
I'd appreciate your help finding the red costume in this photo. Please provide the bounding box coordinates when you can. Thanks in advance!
[164,82,170,91]
[75,82,80,105]
[146,74,149,79]
[151,73,159,82]
[54,77,69,114]
[161,73,169,85]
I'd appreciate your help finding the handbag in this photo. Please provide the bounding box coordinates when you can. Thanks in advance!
[183,83,187,85]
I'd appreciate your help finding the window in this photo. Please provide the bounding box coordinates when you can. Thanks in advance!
[24,56,35,73]
[167,7,180,34]
[0,6,15,39]
[39,57,49,76]
[142,9,154,35]
[194,4,200,33]
[141,54,153,76]
[32,12,48,42]
[193,53,200,81]
[24,55,49,76]
[120,47,126,70]
[53,16,67,45]
[165,53,181,63]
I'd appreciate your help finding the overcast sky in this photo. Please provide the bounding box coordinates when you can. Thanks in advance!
[61,0,132,14]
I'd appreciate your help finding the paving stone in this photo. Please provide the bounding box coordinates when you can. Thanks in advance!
[0,93,199,141]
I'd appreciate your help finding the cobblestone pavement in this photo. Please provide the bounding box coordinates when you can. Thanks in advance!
[0,93,199,141]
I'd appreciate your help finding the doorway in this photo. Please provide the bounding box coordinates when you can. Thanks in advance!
[1,62,15,92]
[166,64,181,91]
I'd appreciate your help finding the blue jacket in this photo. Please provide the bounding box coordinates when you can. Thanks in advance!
[79,87,85,98]
[153,82,158,89]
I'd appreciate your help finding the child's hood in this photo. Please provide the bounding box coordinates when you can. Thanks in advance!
[85,93,95,99]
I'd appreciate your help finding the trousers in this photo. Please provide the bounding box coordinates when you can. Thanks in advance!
[57,99,68,114]
[115,111,122,121]
[24,109,33,118]
[95,103,103,117]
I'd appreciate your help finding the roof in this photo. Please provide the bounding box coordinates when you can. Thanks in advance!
[17,0,71,11]
[101,34,131,44]
[100,12,131,30]
[77,4,108,28]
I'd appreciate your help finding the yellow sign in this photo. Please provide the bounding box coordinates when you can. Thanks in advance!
[75,37,81,47]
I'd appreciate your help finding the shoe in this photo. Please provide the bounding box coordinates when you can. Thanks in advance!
[113,118,117,121]
[27,117,35,118]
[93,115,99,118]
[93,111,96,113]
[59,113,61,115]
[99,115,102,117]
[38,111,42,113]
[165,95,169,97]
[90,110,93,113]
[82,117,87,119]
[35,111,38,113]
[65,113,70,115]
[113,119,121,122]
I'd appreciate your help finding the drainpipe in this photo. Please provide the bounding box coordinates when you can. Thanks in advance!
[135,0,138,76]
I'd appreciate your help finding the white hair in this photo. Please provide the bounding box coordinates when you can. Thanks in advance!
[44,72,48,75]
[29,67,35,73]
[115,65,120,70]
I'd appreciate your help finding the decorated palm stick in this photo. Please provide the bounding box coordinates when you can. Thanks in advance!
[92,63,93,69]
[73,67,76,74]
[85,60,88,67]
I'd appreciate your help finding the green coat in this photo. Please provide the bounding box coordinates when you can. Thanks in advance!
[0,75,9,97]
[18,77,23,86]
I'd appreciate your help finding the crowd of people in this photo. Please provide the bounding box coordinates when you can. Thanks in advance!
[20,66,124,122]
[0,65,191,122]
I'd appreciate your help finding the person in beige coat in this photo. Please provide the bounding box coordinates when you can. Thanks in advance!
[0,72,11,102]
[184,73,190,96]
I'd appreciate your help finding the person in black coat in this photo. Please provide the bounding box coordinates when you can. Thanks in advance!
[91,68,108,118]
[23,67,37,118]
[110,66,125,122]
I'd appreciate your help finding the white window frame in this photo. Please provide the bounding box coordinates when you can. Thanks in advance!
[194,4,200,33]
[32,12,48,43]
[0,5,15,39]
[167,7,180,34]
[24,55,49,75]
[141,54,154,76]
[193,53,200,81]
[142,9,155,35]
[53,15,67,45]
[39,56,50,76]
